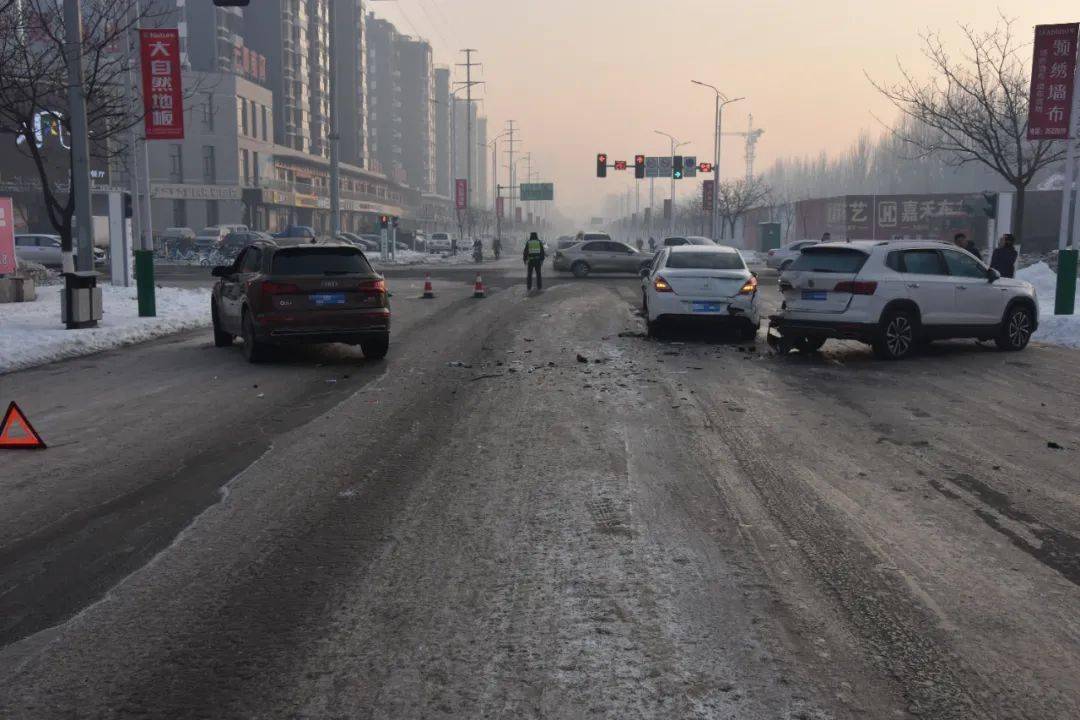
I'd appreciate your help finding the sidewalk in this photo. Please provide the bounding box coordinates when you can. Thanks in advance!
[1,285,210,374]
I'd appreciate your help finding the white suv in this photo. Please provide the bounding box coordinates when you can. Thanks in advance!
[768,241,1039,360]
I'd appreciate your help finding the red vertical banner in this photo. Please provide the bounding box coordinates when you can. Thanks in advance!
[455,179,467,210]
[140,29,184,140]
[702,180,715,210]
[1028,23,1079,140]
[495,196,504,218]
[0,197,15,275]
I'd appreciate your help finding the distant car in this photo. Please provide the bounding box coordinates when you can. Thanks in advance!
[337,232,376,252]
[553,236,644,277]
[663,235,716,247]
[210,237,390,363]
[641,244,761,339]
[555,235,578,250]
[769,240,1039,359]
[158,227,196,254]
[766,239,819,271]
[14,233,105,266]
[222,231,271,260]
[272,225,317,240]
[428,232,454,253]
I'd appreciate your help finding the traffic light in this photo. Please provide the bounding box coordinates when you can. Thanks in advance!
[123,193,133,218]
[982,192,997,219]
[698,162,713,173]
[596,153,608,178]
[683,156,697,178]
[614,160,628,171]
[380,215,390,228]
[634,155,645,179]
[672,155,683,180]
[391,216,400,228]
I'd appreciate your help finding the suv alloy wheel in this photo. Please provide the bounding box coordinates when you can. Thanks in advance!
[873,309,917,360]
[996,304,1033,351]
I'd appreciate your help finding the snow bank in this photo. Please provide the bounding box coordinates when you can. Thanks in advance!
[369,250,481,267]
[1,284,210,374]
[1016,262,1080,348]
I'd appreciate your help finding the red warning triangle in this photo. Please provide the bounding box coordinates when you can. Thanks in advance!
[0,402,46,449]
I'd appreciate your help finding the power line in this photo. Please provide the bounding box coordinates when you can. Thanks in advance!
[416,0,453,56]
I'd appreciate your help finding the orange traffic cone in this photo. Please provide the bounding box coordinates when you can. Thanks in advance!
[422,273,435,299]
[473,274,486,299]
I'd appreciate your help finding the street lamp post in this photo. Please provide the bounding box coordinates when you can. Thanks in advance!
[654,130,689,238]
[692,81,743,240]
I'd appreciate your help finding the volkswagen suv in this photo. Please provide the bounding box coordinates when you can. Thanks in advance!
[210,238,390,363]
[767,241,1038,359]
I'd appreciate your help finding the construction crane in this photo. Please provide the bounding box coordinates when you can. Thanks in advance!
[722,114,765,182]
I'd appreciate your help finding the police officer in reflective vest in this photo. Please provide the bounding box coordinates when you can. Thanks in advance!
[523,231,546,291]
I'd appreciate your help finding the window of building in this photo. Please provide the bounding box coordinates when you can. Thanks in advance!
[206,199,219,226]
[172,200,186,228]
[168,144,183,181]
[252,151,260,185]
[202,93,214,131]
[250,100,257,139]
[240,149,250,184]
[202,145,216,183]
[261,106,268,141]
[240,98,248,136]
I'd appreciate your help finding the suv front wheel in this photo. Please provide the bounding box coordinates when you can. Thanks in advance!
[996,304,1034,351]
[872,309,917,360]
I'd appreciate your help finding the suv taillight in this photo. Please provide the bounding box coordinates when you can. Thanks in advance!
[359,279,386,293]
[833,280,877,295]
[260,282,301,309]
[653,276,673,293]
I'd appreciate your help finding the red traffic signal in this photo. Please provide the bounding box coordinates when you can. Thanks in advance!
[380,215,390,228]
[597,153,608,178]
[614,160,628,171]
[698,162,713,173]
[634,154,646,179]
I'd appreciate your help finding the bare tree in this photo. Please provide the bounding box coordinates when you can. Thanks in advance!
[869,14,1063,242]
[716,176,771,239]
[0,0,166,266]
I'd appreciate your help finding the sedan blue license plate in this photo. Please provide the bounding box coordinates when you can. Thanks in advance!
[691,302,724,312]
[801,290,828,301]
[310,292,347,306]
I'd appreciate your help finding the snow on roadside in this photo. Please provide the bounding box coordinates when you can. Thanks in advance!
[1,284,210,374]
[368,249,479,267]
[1016,262,1080,349]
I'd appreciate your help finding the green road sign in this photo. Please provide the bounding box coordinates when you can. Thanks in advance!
[520,183,554,201]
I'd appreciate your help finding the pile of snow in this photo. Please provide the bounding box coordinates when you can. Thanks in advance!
[368,249,480,267]
[1016,262,1080,348]
[1,284,210,374]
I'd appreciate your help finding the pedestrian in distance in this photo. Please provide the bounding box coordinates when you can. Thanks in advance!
[636,238,644,252]
[990,233,1018,279]
[821,232,832,243]
[648,237,656,252]
[954,232,982,262]
[523,231,546,292]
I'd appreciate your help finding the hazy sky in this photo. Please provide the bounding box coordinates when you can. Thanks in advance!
[372,0,1079,220]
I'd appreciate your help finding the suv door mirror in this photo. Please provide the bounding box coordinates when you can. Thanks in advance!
[987,267,1001,282]
[211,265,233,278]
[639,267,650,278]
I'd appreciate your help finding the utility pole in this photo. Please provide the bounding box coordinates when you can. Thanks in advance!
[455,49,482,239]
[692,81,744,240]
[504,120,518,226]
[326,0,339,236]
[328,0,340,237]
[63,0,94,274]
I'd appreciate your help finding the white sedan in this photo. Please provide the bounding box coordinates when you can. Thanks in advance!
[641,245,761,340]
